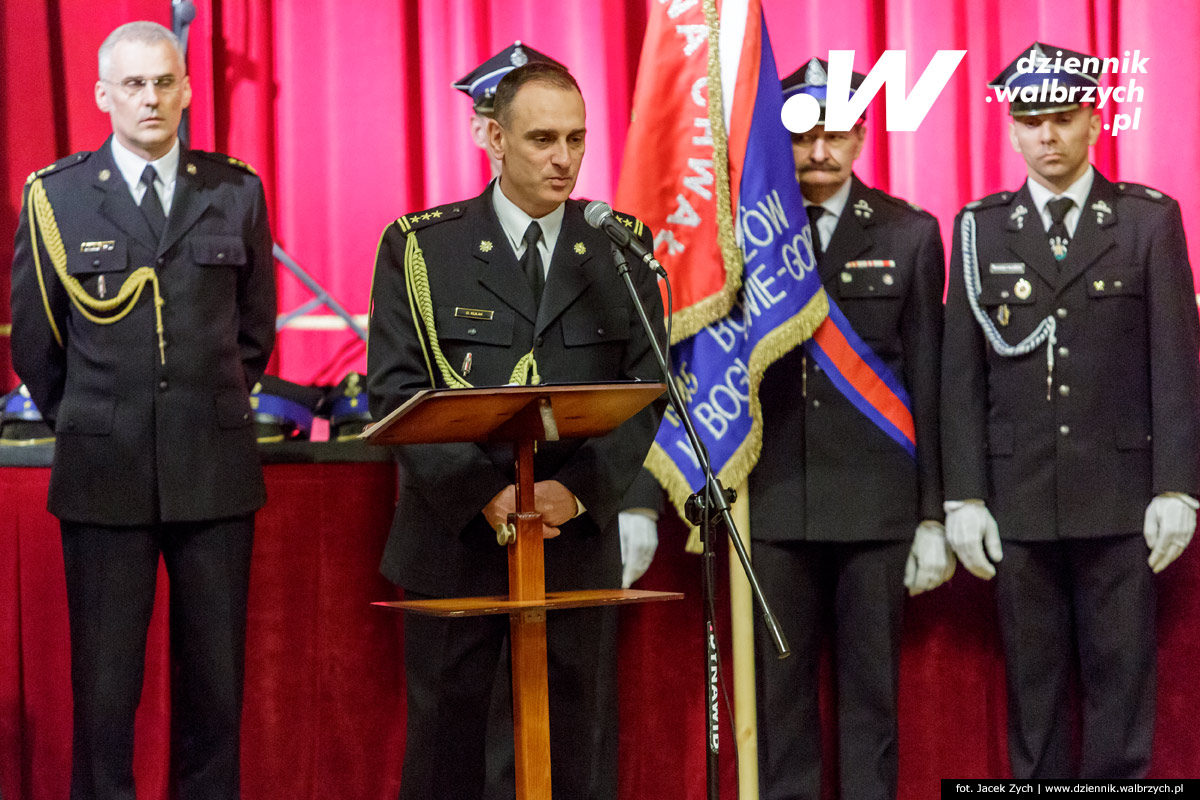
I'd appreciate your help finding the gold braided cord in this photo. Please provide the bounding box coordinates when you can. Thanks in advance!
[661,0,745,346]
[29,179,167,363]
[402,231,539,389]
[26,183,63,348]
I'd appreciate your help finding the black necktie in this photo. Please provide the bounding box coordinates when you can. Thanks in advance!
[139,165,166,241]
[1046,197,1074,263]
[520,221,545,302]
[806,205,825,266]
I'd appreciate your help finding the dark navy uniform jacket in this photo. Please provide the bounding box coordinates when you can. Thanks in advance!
[941,170,1200,540]
[366,184,665,596]
[10,138,276,525]
[751,175,945,542]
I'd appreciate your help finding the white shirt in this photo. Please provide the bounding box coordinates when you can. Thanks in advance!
[491,179,564,278]
[110,137,181,216]
[1026,165,1094,238]
[802,175,853,252]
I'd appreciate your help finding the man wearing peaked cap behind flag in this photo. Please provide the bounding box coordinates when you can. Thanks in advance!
[942,43,1200,778]
[749,57,952,800]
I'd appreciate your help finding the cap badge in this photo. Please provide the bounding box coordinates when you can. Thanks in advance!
[805,58,828,87]
[511,44,528,67]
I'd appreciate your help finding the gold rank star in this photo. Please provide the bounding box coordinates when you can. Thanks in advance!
[573,242,586,255]
[480,240,493,253]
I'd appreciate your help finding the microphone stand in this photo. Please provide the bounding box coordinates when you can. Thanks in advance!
[609,244,790,800]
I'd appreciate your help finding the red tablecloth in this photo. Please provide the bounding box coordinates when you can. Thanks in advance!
[3,462,1199,800]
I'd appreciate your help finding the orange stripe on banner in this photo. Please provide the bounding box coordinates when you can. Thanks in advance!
[812,319,916,444]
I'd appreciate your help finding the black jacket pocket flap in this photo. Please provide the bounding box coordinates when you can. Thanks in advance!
[56,397,116,435]
[66,242,128,275]
[979,274,1036,306]
[835,267,902,299]
[192,235,248,267]
[435,307,515,346]
[562,307,631,346]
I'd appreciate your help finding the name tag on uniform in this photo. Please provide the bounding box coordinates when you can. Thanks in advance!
[843,259,895,268]
[80,241,116,253]
[989,262,1025,275]
[454,307,494,320]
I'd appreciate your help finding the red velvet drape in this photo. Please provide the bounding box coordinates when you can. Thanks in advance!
[3,0,1199,385]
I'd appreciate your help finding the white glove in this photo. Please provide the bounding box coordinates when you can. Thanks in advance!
[1144,493,1198,573]
[944,500,1003,580]
[904,520,956,595]
[619,510,659,588]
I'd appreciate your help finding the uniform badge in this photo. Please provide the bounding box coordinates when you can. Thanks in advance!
[997,304,1010,326]
[479,240,493,253]
[1009,204,1028,230]
[97,275,107,299]
[511,44,529,67]
[80,241,116,253]
[1146,188,1163,199]
[98,169,111,182]
[1049,236,1069,261]
[454,307,494,320]
[840,271,852,283]
[1014,278,1032,300]
[853,199,873,219]
[989,262,1025,274]
[1093,279,1106,292]
[461,353,473,376]
[882,273,894,285]
[1091,199,1112,225]
[573,242,586,255]
[186,162,198,175]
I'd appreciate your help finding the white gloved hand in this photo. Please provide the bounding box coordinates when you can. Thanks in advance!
[944,500,1003,580]
[904,520,956,595]
[1144,493,1198,573]
[619,511,659,588]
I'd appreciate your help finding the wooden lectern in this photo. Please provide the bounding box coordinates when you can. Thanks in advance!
[362,383,682,800]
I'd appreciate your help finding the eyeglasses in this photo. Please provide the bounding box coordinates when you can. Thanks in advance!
[104,76,182,98]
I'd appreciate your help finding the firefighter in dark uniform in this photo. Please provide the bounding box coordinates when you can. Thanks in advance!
[750,58,953,800]
[942,43,1200,778]
[452,43,663,800]
[8,21,275,800]
[368,62,664,800]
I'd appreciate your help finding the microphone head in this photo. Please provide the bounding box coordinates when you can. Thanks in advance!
[584,200,613,229]
[174,0,197,24]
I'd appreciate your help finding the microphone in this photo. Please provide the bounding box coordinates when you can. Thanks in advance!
[584,200,666,277]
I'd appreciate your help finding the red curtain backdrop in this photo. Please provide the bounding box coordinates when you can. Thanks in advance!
[2,0,1199,386]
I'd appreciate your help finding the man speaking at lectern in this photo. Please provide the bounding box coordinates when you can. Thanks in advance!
[366,62,665,800]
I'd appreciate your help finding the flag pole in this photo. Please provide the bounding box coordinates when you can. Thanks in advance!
[730,483,760,799]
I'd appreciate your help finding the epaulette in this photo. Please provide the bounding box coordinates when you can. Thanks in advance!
[872,189,935,219]
[1115,182,1172,204]
[963,190,1014,211]
[610,209,646,238]
[394,203,466,234]
[191,149,259,176]
[25,151,91,185]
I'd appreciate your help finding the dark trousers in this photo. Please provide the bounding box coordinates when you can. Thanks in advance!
[752,539,909,800]
[401,599,612,800]
[61,515,255,800]
[995,535,1156,779]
